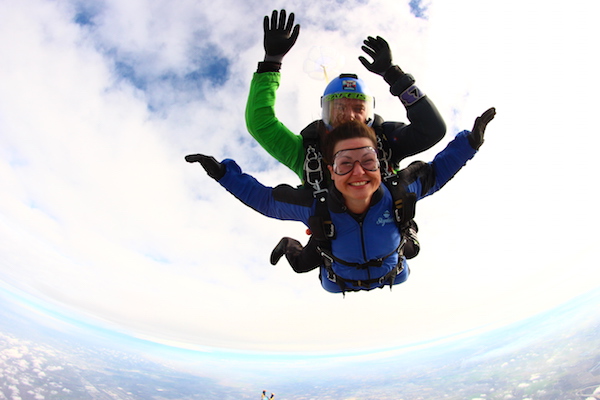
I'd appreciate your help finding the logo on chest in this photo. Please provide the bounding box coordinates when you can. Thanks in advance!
[376,210,395,227]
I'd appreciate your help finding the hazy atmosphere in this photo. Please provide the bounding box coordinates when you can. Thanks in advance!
[1,0,598,360]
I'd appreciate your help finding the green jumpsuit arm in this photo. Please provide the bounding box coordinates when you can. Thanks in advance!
[245,71,305,180]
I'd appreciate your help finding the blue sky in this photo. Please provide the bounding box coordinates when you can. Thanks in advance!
[0,0,599,356]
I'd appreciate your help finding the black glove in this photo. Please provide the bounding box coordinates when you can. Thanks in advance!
[263,9,300,63]
[185,154,226,181]
[468,107,496,150]
[358,36,394,77]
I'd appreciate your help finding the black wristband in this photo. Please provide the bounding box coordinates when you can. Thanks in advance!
[383,65,406,86]
[389,73,416,96]
[257,61,282,73]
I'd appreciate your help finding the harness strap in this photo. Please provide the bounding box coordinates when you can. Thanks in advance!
[317,237,406,294]
[318,242,402,269]
[376,134,394,178]
[384,174,416,229]
[321,255,405,292]
[308,190,335,241]
[304,143,326,193]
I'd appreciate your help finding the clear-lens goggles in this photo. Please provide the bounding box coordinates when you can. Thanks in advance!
[332,146,380,176]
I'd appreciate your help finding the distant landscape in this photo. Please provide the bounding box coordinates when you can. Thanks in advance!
[1,288,599,400]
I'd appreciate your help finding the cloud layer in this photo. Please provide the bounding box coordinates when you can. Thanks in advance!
[1,0,599,353]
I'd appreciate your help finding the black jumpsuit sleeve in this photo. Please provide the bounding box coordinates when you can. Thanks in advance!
[382,66,447,163]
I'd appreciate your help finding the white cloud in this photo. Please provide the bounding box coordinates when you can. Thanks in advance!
[0,0,599,354]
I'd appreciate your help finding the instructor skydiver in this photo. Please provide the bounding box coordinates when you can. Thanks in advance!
[245,10,447,268]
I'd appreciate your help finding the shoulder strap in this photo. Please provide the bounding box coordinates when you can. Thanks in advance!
[301,120,328,193]
[308,194,335,241]
[372,114,397,176]
[300,120,322,141]
[374,114,416,229]
[383,174,416,230]
[301,120,335,241]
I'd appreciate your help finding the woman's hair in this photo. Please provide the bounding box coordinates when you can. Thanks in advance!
[322,120,378,164]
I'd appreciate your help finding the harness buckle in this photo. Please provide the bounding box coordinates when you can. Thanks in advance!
[394,207,402,224]
[328,271,337,283]
[377,135,394,178]
[313,188,329,200]
[317,247,337,283]
[324,222,335,239]
[304,145,325,191]
[318,247,334,266]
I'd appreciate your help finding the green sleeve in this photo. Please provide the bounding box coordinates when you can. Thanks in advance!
[245,72,305,180]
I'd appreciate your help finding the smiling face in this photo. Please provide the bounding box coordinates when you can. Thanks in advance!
[327,98,369,128]
[328,137,381,214]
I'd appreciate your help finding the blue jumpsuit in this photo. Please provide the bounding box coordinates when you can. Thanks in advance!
[217,131,477,293]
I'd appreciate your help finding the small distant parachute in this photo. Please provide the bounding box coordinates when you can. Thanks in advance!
[303,46,345,82]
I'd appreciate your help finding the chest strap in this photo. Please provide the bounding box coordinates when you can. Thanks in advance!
[317,240,403,269]
[317,237,407,293]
